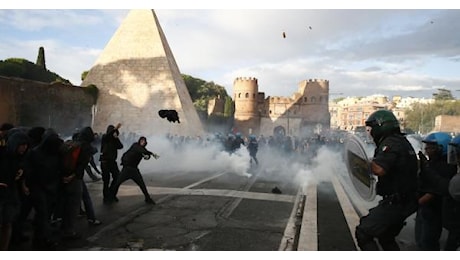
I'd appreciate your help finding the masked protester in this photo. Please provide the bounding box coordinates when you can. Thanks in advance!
[110,136,158,204]
[100,123,123,204]
[0,131,29,250]
[355,110,419,251]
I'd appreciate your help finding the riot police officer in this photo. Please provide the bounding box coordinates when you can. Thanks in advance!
[415,132,455,250]
[355,109,419,250]
[421,135,460,250]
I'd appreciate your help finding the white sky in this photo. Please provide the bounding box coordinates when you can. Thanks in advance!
[1,1,460,100]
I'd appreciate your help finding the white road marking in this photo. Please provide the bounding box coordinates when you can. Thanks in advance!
[87,171,294,244]
[331,175,360,250]
[297,181,317,251]
[113,186,295,203]
[88,171,360,251]
[183,171,227,189]
[295,176,361,251]
[279,186,304,251]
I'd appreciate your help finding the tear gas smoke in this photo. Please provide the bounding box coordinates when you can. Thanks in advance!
[118,133,422,215]
[135,135,252,178]
[129,134,373,208]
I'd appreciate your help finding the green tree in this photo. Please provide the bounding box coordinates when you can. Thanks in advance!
[81,71,89,81]
[433,88,454,101]
[181,74,233,130]
[224,96,234,117]
[182,74,229,113]
[0,58,70,84]
[36,46,46,70]
[404,100,460,134]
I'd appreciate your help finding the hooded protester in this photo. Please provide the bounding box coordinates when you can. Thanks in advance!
[10,126,47,246]
[100,123,123,204]
[24,128,63,249]
[110,136,158,204]
[0,131,29,250]
[27,126,46,149]
[58,126,95,240]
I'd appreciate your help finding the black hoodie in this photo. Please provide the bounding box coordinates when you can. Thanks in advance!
[0,131,29,200]
[25,129,63,188]
[100,125,123,161]
[61,126,95,179]
[121,137,153,168]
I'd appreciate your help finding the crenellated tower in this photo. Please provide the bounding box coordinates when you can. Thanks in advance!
[296,79,330,132]
[233,77,260,135]
[231,76,331,138]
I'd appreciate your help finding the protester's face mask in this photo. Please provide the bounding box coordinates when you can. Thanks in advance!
[447,143,460,165]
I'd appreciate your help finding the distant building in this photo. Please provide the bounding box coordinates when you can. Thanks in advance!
[433,115,460,134]
[231,77,330,137]
[332,95,390,131]
[330,95,436,133]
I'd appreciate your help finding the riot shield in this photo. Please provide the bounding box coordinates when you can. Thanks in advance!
[344,134,376,201]
[406,134,423,154]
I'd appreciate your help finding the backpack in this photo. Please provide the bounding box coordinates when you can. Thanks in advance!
[61,139,82,175]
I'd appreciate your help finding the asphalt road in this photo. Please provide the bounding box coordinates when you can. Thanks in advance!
[10,149,428,251]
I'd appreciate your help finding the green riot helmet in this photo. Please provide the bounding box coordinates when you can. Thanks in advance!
[448,135,460,165]
[365,109,400,143]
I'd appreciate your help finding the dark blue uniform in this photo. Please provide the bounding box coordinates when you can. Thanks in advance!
[356,133,419,250]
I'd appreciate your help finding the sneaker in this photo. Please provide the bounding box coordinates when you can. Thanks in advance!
[88,219,102,226]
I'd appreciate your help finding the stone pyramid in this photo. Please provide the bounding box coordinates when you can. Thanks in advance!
[81,9,204,137]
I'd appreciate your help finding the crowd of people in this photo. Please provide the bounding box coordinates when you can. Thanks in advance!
[0,122,158,250]
[1,112,460,251]
[356,109,460,251]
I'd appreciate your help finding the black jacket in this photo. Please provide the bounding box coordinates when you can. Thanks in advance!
[0,131,29,201]
[64,126,95,179]
[420,164,460,231]
[25,129,63,189]
[100,125,123,161]
[373,133,418,196]
[121,143,153,168]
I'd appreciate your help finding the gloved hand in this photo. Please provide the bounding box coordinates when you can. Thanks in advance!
[152,154,160,159]
[143,154,151,160]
